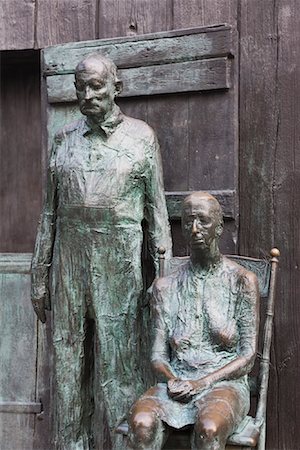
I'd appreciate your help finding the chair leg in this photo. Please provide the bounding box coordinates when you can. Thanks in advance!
[257,421,266,450]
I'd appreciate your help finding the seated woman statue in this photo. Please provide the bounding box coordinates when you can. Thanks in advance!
[128,191,259,450]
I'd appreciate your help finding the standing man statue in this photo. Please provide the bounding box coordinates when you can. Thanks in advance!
[128,192,259,450]
[31,53,172,450]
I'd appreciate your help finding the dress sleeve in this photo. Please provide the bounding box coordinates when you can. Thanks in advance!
[144,132,172,274]
[31,141,58,310]
[237,271,260,370]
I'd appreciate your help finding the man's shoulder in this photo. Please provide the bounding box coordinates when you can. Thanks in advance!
[122,114,156,140]
[54,118,84,143]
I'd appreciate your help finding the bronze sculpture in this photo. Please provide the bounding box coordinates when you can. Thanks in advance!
[128,192,259,450]
[31,53,172,450]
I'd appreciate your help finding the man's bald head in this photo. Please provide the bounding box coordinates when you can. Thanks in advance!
[75,53,120,86]
[182,191,223,226]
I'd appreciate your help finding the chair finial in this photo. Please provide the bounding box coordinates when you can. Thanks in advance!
[270,248,280,258]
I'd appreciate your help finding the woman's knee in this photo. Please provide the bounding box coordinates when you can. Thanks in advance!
[195,416,219,440]
[192,416,227,450]
[130,409,159,444]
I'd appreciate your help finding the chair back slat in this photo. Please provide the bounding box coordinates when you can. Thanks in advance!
[226,255,271,298]
[160,253,271,298]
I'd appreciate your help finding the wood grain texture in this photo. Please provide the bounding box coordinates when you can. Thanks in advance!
[35,0,98,48]
[98,0,173,38]
[271,2,300,449]
[172,0,237,29]
[0,414,35,450]
[145,95,189,192]
[238,4,279,446]
[187,90,237,191]
[0,0,35,50]
[0,51,42,253]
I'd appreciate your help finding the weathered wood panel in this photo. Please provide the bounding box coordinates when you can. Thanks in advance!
[238,2,279,448]
[98,0,173,38]
[0,254,38,450]
[271,2,300,449]
[43,26,233,74]
[47,57,230,103]
[172,0,237,28]
[0,0,35,50]
[0,51,42,253]
[35,0,98,48]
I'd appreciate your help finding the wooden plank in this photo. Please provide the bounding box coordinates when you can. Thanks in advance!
[165,190,236,219]
[43,26,233,75]
[98,0,173,38]
[187,89,237,191]
[0,402,42,414]
[47,57,230,103]
[173,0,237,29]
[0,0,35,50]
[145,95,189,192]
[0,52,42,253]
[238,1,279,448]
[0,254,32,274]
[35,0,98,48]
[271,2,300,449]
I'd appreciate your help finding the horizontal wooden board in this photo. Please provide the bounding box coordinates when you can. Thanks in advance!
[166,190,236,219]
[0,402,42,414]
[47,57,230,103]
[43,25,233,75]
[0,253,32,273]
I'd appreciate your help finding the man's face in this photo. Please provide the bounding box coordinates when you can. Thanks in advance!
[75,63,116,120]
[182,198,221,250]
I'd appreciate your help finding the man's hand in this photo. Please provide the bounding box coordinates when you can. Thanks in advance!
[167,378,210,403]
[32,297,47,323]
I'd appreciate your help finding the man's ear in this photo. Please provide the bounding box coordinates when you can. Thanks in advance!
[216,221,224,238]
[115,80,123,97]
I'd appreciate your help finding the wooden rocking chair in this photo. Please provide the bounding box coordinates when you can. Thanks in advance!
[117,248,280,450]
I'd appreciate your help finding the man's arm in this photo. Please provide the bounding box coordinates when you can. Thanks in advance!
[144,132,172,275]
[31,142,58,323]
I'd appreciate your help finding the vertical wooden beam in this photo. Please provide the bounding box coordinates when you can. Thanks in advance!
[238,1,279,448]
[272,2,300,449]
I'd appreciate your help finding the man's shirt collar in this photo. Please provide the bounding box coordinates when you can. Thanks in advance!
[83,105,123,137]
